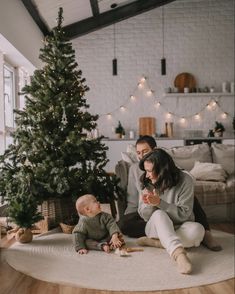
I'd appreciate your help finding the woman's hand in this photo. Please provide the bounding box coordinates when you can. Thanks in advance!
[142,189,160,206]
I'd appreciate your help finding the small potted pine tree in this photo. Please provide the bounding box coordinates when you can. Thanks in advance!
[214,121,225,137]
[115,121,125,138]
[6,167,43,243]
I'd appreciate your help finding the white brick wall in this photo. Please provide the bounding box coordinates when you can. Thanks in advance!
[73,0,234,138]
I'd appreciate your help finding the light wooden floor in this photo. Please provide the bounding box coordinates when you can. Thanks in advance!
[0,223,234,294]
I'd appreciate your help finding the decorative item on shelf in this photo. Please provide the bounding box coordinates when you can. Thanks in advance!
[139,117,156,136]
[172,87,179,93]
[129,130,135,139]
[165,122,174,137]
[222,82,228,93]
[164,87,171,93]
[210,87,215,93]
[207,129,214,137]
[115,121,125,138]
[174,72,196,93]
[213,121,225,137]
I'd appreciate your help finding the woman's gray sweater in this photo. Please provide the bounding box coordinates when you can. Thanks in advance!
[138,171,195,225]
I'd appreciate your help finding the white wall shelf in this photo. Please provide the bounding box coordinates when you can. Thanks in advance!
[163,93,234,98]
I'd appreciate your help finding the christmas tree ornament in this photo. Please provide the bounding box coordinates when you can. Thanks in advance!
[61,106,68,126]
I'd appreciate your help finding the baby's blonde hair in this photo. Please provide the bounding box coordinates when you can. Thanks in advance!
[76,194,95,216]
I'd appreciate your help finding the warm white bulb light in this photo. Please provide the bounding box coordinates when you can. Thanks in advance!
[107,113,112,119]
[180,117,186,123]
[221,112,227,119]
[195,114,200,120]
[211,101,217,107]
[167,112,172,118]
[147,90,153,96]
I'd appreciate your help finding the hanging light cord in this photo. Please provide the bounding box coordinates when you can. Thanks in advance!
[113,24,116,58]
[162,6,165,58]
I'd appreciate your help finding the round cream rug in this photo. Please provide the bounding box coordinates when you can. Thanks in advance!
[3,230,234,291]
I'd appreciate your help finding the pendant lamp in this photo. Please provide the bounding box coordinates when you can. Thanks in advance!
[161,6,166,75]
[112,24,117,75]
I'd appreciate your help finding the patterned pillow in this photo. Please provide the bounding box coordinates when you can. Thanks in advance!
[190,161,227,182]
[121,144,138,163]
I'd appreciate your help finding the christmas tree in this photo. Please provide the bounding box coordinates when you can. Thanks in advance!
[0,8,122,225]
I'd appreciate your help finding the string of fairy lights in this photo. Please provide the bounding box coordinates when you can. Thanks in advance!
[98,76,233,123]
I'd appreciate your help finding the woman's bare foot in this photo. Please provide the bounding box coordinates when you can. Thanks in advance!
[202,230,222,251]
[136,237,164,248]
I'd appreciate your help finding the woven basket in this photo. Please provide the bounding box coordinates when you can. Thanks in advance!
[32,217,49,234]
[59,222,75,234]
[38,198,76,229]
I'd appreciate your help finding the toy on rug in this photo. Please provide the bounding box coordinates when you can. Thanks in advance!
[115,246,144,257]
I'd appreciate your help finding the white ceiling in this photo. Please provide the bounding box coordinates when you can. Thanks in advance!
[33,0,136,30]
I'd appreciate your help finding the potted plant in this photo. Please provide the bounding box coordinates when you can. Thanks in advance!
[115,121,125,138]
[5,167,43,243]
[214,121,225,137]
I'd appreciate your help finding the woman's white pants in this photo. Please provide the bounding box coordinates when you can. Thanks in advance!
[145,210,205,256]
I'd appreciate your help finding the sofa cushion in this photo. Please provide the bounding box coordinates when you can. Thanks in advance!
[166,143,212,171]
[211,143,235,175]
[190,161,227,182]
[121,144,138,163]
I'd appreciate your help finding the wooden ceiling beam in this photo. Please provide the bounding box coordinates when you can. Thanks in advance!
[90,0,100,16]
[64,0,176,39]
[21,0,49,36]
[21,0,176,39]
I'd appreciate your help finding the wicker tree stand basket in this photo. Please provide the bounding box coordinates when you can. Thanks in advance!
[59,222,76,234]
[38,198,77,230]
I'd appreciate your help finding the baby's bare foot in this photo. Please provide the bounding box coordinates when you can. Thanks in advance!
[102,244,110,253]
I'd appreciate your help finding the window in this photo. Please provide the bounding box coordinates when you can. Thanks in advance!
[4,65,15,129]
[0,65,28,154]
